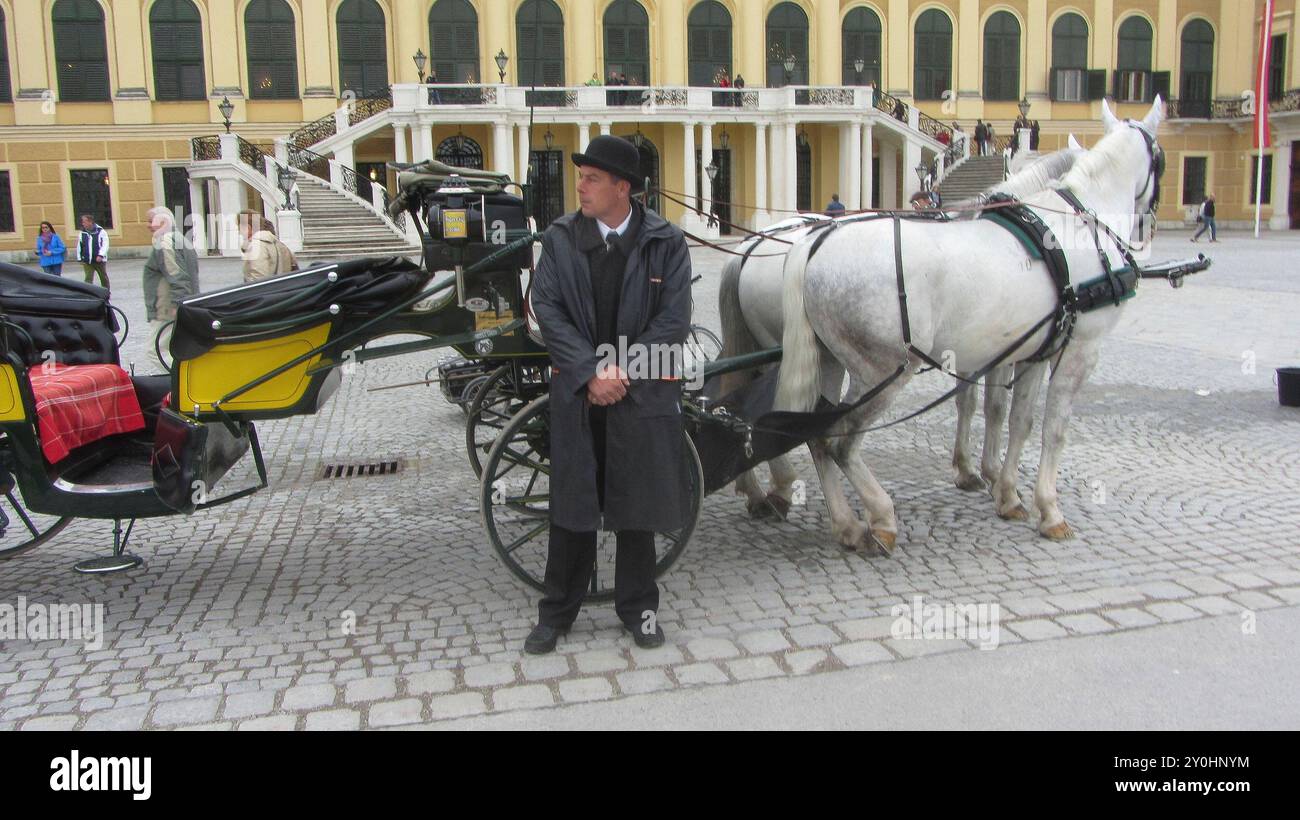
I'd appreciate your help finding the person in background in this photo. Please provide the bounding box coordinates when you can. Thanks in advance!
[824,194,846,216]
[1191,194,1218,243]
[76,213,110,290]
[239,210,297,282]
[35,222,66,276]
[142,206,200,370]
[975,120,988,156]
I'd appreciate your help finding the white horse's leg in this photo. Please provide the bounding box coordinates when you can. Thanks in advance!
[1034,344,1100,539]
[993,361,1046,521]
[829,431,900,555]
[807,437,871,551]
[952,376,985,491]
[734,467,769,511]
[762,453,799,520]
[980,362,1021,486]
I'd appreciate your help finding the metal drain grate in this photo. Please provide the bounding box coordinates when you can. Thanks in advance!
[319,459,405,479]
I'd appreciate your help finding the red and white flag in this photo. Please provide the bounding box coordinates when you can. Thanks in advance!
[1255,0,1276,149]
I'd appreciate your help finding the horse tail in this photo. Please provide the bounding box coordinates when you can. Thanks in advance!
[717,255,759,396]
[774,237,821,413]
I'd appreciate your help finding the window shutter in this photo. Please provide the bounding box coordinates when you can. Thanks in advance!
[1152,71,1171,102]
[1087,69,1107,100]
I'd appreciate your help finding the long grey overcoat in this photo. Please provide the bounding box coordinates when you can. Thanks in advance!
[530,201,693,533]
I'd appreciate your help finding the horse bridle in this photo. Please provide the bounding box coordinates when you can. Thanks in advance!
[1127,120,1166,233]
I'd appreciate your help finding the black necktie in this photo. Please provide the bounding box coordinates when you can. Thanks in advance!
[605,231,619,253]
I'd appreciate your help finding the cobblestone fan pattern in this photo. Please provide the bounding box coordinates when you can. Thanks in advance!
[1,233,1298,729]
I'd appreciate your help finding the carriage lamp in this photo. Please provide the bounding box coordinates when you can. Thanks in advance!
[495,50,509,83]
[413,49,428,84]
[1018,96,1031,118]
[543,128,555,150]
[428,174,486,309]
[218,96,234,133]
[705,159,719,182]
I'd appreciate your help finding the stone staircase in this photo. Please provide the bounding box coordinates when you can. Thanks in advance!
[294,176,419,262]
[936,156,1007,203]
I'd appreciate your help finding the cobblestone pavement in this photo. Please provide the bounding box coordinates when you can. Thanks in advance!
[1,230,1297,730]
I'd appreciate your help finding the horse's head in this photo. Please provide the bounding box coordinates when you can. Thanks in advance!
[1101,97,1166,244]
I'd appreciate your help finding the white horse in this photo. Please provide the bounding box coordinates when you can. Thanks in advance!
[772,99,1164,552]
[718,141,1087,523]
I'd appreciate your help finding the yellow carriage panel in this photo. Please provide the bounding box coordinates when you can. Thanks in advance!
[176,323,335,414]
[0,365,26,422]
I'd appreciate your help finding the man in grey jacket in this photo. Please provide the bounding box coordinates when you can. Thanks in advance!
[142,206,200,370]
[525,135,693,654]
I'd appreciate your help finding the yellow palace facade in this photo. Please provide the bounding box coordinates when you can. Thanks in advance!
[1,0,1297,259]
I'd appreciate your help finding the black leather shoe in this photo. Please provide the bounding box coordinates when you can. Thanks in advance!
[524,623,569,655]
[625,621,666,649]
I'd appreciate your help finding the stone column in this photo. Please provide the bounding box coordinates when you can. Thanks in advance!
[902,138,923,203]
[1271,143,1294,230]
[188,179,208,255]
[491,122,512,178]
[815,0,841,86]
[784,122,797,213]
[769,121,785,217]
[394,124,409,164]
[416,124,434,162]
[577,121,591,155]
[861,123,875,209]
[599,122,612,136]
[754,122,770,228]
[848,121,863,210]
[517,124,531,185]
[217,177,247,257]
[682,121,697,231]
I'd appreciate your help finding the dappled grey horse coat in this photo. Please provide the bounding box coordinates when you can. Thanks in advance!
[531,201,693,533]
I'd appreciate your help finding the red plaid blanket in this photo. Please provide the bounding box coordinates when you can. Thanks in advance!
[28,364,146,464]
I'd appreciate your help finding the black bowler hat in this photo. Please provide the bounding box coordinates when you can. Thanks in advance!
[572,135,643,192]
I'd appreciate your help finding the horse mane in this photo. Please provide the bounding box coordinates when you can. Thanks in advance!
[987,148,1086,200]
[1057,128,1139,195]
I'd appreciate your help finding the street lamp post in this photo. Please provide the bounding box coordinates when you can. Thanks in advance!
[218,96,234,134]
[277,165,296,210]
[915,161,930,190]
[854,57,865,84]
[1018,96,1031,119]
[413,49,427,84]
[495,50,509,84]
[783,55,796,87]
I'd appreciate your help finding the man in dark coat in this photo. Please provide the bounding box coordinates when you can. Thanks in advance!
[525,135,693,654]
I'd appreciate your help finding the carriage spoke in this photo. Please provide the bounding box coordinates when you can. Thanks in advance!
[502,520,549,555]
[6,492,41,538]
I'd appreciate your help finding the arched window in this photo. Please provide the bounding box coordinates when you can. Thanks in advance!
[0,7,11,103]
[687,1,732,87]
[1180,20,1214,117]
[983,12,1020,101]
[1116,16,1154,102]
[913,9,952,101]
[1050,13,1089,101]
[337,0,387,96]
[436,135,484,170]
[517,0,565,86]
[150,0,205,101]
[604,0,649,86]
[429,0,478,84]
[842,7,882,86]
[246,0,298,99]
[52,0,110,102]
[766,2,809,86]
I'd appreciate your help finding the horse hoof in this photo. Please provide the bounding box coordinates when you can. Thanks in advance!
[869,529,897,556]
[999,505,1029,522]
[955,474,987,492]
[1041,522,1075,541]
[746,498,772,519]
[764,493,791,521]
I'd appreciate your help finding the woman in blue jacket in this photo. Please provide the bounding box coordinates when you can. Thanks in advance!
[35,222,67,275]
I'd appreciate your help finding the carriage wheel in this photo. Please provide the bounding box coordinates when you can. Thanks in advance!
[458,373,492,417]
[0,472,72,560]
[465,365,529,478]
[479,394,703,602]
[687,324,724,365]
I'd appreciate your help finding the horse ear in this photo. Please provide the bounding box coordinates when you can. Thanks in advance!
[1101,98,1121,133]
[1067,134,1083,149]
[1143,95,1165,133]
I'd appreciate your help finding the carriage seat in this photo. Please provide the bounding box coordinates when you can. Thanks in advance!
[0,262,119,368]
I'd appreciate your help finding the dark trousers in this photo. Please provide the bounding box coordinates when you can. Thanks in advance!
[538,405,659,630]
[82,261,108,289]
